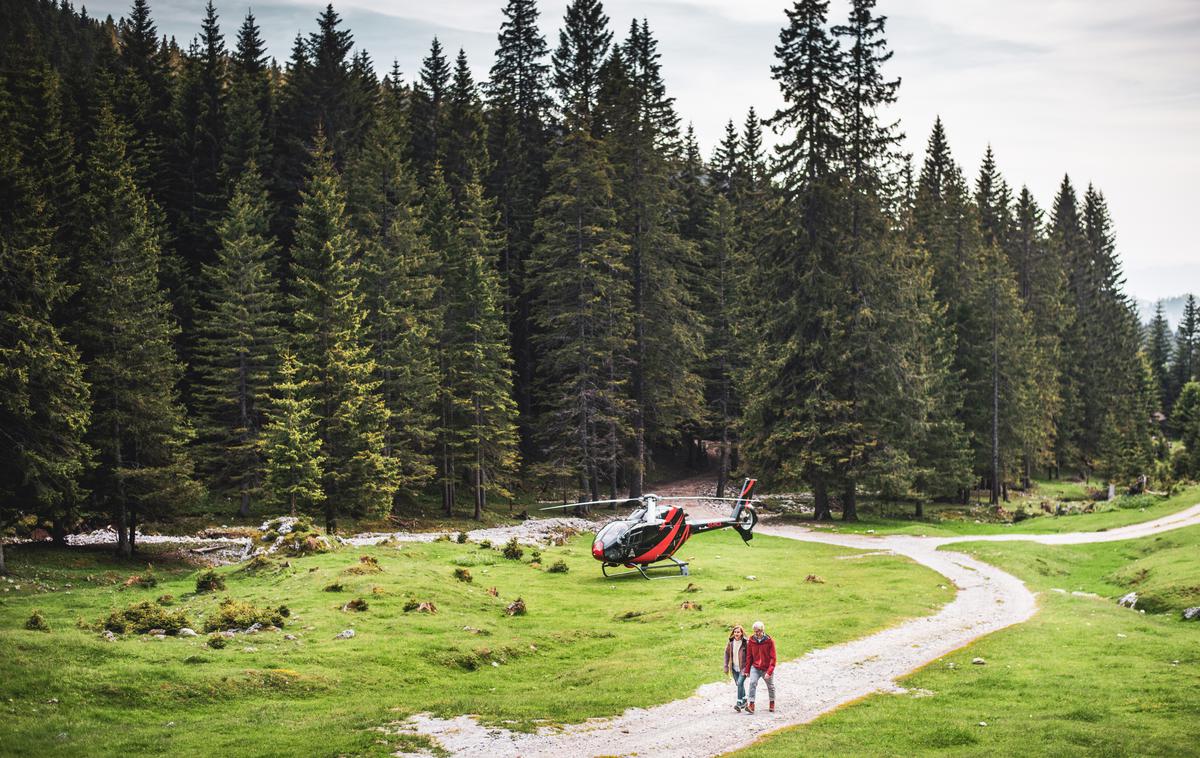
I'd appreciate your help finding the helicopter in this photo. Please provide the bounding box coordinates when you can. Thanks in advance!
[541,478,760,579]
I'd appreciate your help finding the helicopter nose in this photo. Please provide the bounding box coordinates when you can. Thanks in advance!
[592,540,604,560]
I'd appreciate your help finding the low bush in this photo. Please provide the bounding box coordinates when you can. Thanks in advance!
[202,597,285,632]
[323,582,344,592]
[195,568,226,593]
[502,538,524,560]
[456,531,469,544]
[344,555,382,575]
[103,601,191,634]
[547,560,569,574]
[156,594,175,606]
[207,634,227,649]
[276,604,291,618]
[25,610,50,632]
[478,539,492,549]
[504,598,526,616]
[123,566,158,589]
[454,567,473,582]
[341,598,369,612]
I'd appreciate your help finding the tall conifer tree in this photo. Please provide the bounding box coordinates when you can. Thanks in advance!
[76,106,199,555]
[192,165,282,517]
[289,135,397,530]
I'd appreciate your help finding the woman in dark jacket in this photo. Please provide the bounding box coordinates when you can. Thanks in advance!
[723,624,748,711]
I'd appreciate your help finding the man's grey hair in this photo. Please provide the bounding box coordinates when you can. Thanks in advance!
[752,620,764,631]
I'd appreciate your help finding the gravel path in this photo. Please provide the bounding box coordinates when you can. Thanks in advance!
[394,501,1200,758]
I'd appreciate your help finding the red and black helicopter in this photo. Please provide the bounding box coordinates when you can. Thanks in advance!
[543,478,760,579]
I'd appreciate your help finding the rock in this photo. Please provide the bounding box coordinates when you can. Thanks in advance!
[242,646,257,652]
[153,634,167,640]
[504,598,527,616]
[146,628,166,636]
[1117,592,1138,609]
[1183,607,1200,621]
[178,628,197,637]
[971,657,986,665]
[102,630,117,642]
[978,722,987,727]
[334,629,355,639]
[284,634,297,641]
[1116,633,1127,638]
[246,622,263,633]
[745,575,757,581]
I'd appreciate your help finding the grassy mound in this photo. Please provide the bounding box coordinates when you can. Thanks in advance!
[202,598,286,632]
[102,601,191,634]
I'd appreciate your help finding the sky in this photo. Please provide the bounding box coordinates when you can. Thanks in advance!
[86,0,1200,302]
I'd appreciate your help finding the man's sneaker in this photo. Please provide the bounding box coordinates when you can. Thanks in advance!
[734,703,742,712]
[769,700,775,712]
[747,702,756,714]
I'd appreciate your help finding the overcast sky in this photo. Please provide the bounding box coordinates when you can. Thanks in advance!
[88,0,1199,301]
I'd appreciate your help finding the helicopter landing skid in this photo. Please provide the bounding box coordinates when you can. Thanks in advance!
[603,556,690,580]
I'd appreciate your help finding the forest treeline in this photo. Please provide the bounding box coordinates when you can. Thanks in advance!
[2,0,1199,559]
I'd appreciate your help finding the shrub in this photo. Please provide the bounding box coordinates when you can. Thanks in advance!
[202,597,284,632]
[454,567,473,582]
[530,549,542,562]
[239,554,280,574]
[342,598,369,612]
[25,610,50,632]
[502,538,524,560]
[504,598,527,616]
[547,560,569,574]
[323,582,344,592]
[156,594,175,606]
[344,555,382,575]
[207,634,227,649]
[195,569,226,593]
[403,600,437,613]
[123,566,157,589]
[103,601,191,634]
[478,539,492,549]
[261,531,278,543]
[456,531,469,544]
[276,604,291,617]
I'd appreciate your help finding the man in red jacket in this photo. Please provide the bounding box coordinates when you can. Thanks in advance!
[742,620,776,713]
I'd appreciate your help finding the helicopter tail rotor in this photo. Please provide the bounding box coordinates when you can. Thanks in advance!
[731,478,758,543]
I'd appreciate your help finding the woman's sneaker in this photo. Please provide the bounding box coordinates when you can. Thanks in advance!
[769,700,775,712]
[746,702,756,714]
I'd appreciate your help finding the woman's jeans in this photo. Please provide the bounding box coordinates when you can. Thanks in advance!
[731,670,747,705]
[747,666,775,703]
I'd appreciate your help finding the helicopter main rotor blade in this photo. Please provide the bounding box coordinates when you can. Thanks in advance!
[538,497,638,511]
[654,496,763,504]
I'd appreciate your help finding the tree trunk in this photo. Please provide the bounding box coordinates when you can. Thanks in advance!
[842,483,858,522]
[0,541,6,575]
[128,508,137,555]
[239,489,250,519]
[915,499,924,519]
[52,516,67,546]
[630,209,646,498]
[813,481,831,521]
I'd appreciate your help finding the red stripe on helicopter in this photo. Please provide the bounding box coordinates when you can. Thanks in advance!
[633,517,684,563]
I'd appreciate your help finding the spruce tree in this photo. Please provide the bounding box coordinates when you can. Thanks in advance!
[441,173,521,518]
[699,196,743,496]
[76,105,199,556]
[263,352,325,515]
[1146,303,1173,412]
[710,119,740,197]
[602,21,704,494]
[346,111,440,504]
[552,0,613,124]
[1047,175,1085,476]
[192,165,282,517]
[408,38,451,180]
[1170,295,1199,413]
[443,49,489,202]
[486,0,553,458]
[221,11,273,188]
[527,127,632,501]
[289,135,397,530]
[0,90,93,568]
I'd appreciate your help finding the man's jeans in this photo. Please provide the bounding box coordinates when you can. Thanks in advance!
[731,670,747,706]
[747,666,775,703]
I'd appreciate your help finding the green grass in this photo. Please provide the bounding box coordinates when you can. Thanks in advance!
[0,530,950,757]
[733,527,1200,757]
[781,484,1200,537]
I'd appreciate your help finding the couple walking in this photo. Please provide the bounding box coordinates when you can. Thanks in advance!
[723,621,776,714]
